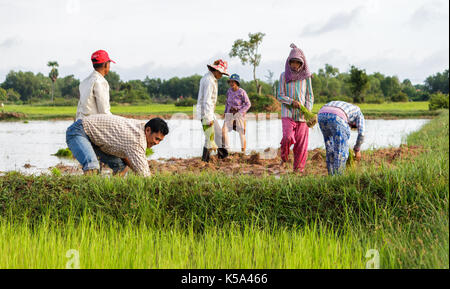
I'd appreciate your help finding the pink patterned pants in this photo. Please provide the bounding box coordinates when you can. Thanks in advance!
[280,117,309,172]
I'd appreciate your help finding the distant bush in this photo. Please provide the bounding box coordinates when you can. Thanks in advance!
[391,92,409,102]
[364,94,385,104]
[429,93,449,110]
[248,94,280,113]
[217,94,227,105]
[175,97,197,107]
[313,94,328,103]
[34,97,78,106]
[0,88,6,102]
[5,89,21,103]
[328,95,354,103]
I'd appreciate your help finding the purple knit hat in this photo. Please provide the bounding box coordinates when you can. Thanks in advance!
[284,43,311,83]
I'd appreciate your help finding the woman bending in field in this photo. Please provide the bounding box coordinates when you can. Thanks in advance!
[318,101,365,175]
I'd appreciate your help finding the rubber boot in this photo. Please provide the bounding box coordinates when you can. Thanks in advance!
[201,147,211,162]
[217,147,229,159]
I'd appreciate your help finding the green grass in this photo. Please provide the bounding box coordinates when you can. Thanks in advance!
[0,219,369,269]
[1,102,437,120]
[0,110,448,268]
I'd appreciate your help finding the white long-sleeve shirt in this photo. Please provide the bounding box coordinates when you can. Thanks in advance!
[196,71,218,125]
[76,71,112,120]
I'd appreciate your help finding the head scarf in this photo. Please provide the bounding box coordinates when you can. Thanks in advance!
[284,43,311,83]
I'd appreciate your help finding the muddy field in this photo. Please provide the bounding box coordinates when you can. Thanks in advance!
[51,145,426,177]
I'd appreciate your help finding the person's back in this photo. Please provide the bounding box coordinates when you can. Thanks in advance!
[75,50,115,120]
[76,71,111,120]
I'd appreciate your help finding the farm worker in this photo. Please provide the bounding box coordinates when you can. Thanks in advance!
[277,43,314,173]
[196,59,230,162]
[221,73,251,155]
[318,101,365,175]
[66,114,169,176]
[75,50,115,120]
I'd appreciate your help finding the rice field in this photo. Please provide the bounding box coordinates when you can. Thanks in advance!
[0,110,448,269]
[0,102,437,120]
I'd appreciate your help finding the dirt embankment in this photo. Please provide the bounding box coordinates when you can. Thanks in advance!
[54,145,426,177]
[0,112,26,120]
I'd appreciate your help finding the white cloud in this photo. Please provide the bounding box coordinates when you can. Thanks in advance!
[301,7,363,37]
[0,37,21,49]
[0,0,448,84]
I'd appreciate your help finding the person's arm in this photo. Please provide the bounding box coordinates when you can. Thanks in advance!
[304,77,314,111]
[239,90,251,114]
[93,80,112,115]
[126,149,151,177]
[202,80,216,125]
[354,111,365,152]
[277,73,294,105]
[224,90,230,114]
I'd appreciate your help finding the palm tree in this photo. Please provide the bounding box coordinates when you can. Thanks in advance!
[47,61,59,102]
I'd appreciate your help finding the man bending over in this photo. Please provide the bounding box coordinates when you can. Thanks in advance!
[66,114,169,176]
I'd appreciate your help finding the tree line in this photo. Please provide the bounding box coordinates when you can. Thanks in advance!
[0,65,448,106]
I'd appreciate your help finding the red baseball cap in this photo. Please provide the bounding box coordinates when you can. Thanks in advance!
[91,50,116,64]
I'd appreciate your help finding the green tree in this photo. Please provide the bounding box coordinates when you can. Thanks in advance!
[6,88,21,102]
[381,76,401,100]
[327,78,342,98]
[57,75,80,98]
[105,71,121,91]
[324,64,339,90]
[229,32,265,95]
[47,61,59,102]
[143,76,162,98]
[0,88,7,102]
[348,66,369,103]
[425,69,449,94]
[401,79,416,100]
[1,71,50,102]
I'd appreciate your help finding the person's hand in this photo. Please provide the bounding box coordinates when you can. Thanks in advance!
[292,101,301,109]
[230,107,238,114]
[355,150,362,161]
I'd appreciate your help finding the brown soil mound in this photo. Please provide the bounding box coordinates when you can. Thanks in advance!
[0,112,26,120]
[149,145,426,177]
[51,145,426,177]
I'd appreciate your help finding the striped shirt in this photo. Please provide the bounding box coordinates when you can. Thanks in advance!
[277,72,314,122]
[82,114,151,176]
[322,101,365,151]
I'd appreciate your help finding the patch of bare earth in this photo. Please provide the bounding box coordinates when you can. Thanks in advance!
[51,145,426,177]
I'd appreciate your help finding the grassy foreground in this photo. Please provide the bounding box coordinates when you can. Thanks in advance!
[1,101,438,120]
[0,111,448,268]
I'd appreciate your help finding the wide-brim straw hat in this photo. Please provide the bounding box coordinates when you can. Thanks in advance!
[207,59,230,76]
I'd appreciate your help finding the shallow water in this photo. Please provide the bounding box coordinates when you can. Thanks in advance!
[0,118,429,174]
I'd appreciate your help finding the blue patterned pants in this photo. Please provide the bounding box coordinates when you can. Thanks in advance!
[318,113,350,175]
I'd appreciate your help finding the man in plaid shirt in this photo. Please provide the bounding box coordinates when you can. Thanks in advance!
[66,114,169,176]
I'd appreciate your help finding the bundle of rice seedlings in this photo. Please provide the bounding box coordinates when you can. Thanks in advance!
[347,148,355,167]
[299,104,318,128]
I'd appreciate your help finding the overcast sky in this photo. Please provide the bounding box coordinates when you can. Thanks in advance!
[0,0,448,84]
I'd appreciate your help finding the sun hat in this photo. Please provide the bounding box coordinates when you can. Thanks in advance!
[227,74,240,86]
[91,50,116,64]
[207,59,230,76]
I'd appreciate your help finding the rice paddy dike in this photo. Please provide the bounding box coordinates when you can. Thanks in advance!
[0,110,448,269]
